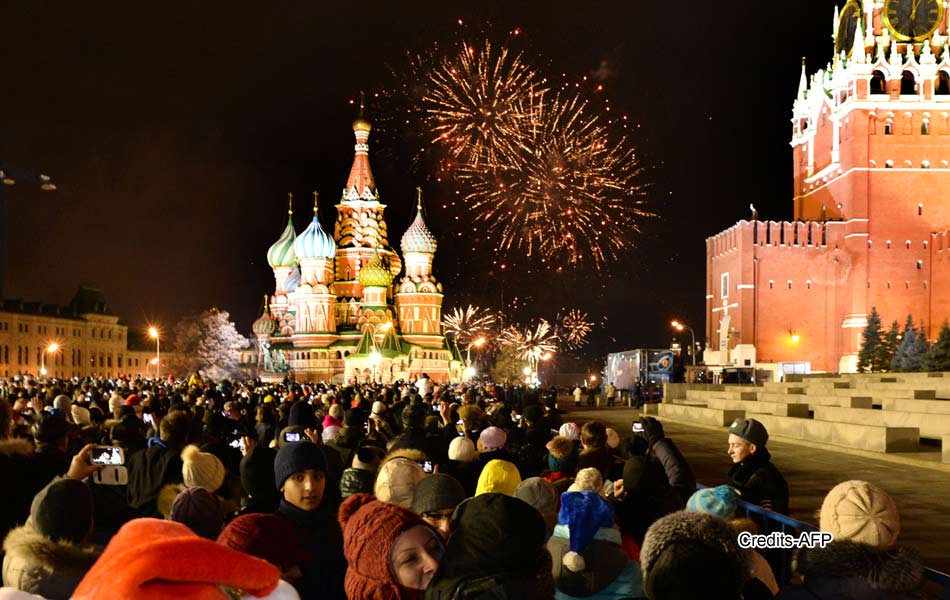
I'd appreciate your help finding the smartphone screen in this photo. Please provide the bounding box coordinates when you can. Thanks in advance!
[91,446,123,465]
[419,460,434,474]
[284,431,302,442]
[632,422,644,433]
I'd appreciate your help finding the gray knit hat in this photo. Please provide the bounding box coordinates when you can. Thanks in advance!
[412,473,467,516]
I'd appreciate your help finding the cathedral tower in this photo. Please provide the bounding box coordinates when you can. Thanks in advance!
[395,189,444,348]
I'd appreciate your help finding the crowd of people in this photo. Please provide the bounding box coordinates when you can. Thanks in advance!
[0,372,930,599]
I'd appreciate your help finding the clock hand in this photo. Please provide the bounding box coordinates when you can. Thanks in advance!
[911,0,920,20]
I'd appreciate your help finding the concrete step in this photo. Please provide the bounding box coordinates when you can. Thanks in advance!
[703,397,810,418]
[658,403,744,427]
[685,389,758,402]
[944,435,950,464]
[883,398,950,414]
[753,414,919,453]
[813,405,950,439]
[759,392,873,409]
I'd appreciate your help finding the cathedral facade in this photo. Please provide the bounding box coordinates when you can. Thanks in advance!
[706,1,950,373]
[251,111,463,383]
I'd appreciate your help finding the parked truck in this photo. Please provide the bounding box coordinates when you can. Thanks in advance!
[604,348,675,403]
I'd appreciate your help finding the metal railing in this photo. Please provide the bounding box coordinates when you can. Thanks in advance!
[696,484,950,599]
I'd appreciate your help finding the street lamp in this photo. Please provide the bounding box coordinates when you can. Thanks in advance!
[671,320,697,366]
[40,342,60,377]
[148,327,161,379]
[466,336,486,366]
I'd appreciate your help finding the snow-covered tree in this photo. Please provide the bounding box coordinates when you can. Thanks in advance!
[172,308,249,380]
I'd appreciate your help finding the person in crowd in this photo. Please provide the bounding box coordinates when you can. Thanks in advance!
[442,436,478,497]
[476,426,512,467]
[604,382,617,408]
[340,493,445,599]
[424,493,556,599]
[686,486,778,596]
[636,417,695,506]
[567,467,604,495]
[375,452,428,509]
[515,477,559,541]
[573,385,583,407]
[640,510,749,600]
[126,410,192,517]
[577,422,616,478]
[543,435,579,489]
[411,474,467,540]
[547,490,642,600]
[239,444,279,515]
[612,455,681,547]
[322,403,344,431]
[71,518,296,600]
[168,486,223,540]
[541,397,563,432]
[30,413,72,490]
[726,418,789,514]
[218,513,308,586]
[776,480,925,599]
[274,441,346,599]
[340,444,384,500]
[475,458,521,497]
[2,478,101,599]
[558,423,580,445]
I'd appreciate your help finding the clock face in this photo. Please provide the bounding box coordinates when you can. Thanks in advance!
[837,1,863,56]
[883,0,943,41]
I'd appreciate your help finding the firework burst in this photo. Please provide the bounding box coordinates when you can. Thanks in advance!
[559,308,592,349]
[497,319,558,367]
[442,304,498,346]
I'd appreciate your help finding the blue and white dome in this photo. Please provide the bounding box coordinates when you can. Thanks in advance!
[294,214,336,260]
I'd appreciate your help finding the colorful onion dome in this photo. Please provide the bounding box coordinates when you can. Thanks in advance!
[401,188,437,254]
[251,296,275,337]
[267,193,297,268]
[358,251,393,288]
[283,265,301,293]
[294,193,336,259]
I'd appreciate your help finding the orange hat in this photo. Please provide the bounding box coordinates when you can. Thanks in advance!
[72,518,281,600]
[125,394,141,407]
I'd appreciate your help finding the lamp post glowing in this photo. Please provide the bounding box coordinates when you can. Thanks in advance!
[148,327,160,379]
[671,320,697,366]
[466,336,486,367]
[40,342,59,377]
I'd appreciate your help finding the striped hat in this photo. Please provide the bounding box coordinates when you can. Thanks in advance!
[686,485,737,519]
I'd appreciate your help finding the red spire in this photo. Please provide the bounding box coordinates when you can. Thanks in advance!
[343,92,377,201]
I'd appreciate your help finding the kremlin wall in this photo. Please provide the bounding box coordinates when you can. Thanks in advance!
[706,0,950,373]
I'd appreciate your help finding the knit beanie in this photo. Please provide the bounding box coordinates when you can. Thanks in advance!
[329,404,344,420]
[546,436,577,473]
[71,404,92,426]
[522,404,543,423]
[567,467,604,495]
[475,459,522,497]
[125,394,141,407]
[687,485,737,519]
[30,478,94,543]
[274,442,327,491]
[371,400,387,417]
[558,491,617,572]
[559,422,580,440]
[448,436,476,463]
[170,487,223,540]
[322,425,341,444]
[819,480,900,548]
[339,493,436,600]
[53,394,72,412]
[412,474,467,516]
[218,513,309,572]
[181,444,226,493]
[478,426,507,452]
[109,393,124,413]
[288,401,317,430]
[374,457,426,508]
[640,510,748,600]
[728,418,769,447]
[605,428,620,449]
[514,477,558,535]
[72,518,283,600]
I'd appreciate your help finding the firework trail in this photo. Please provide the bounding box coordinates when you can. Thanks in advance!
[559,308,592,349]
[442,304,498,346]
[497,319,558,367]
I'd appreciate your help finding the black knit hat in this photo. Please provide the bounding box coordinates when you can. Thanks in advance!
[288,401,317,430]
[523,404,543,423]
[33,411,69,444]
[412,473,466,515]
[274,441,327,490]
[31,478,93,543]
[728,418,769,447]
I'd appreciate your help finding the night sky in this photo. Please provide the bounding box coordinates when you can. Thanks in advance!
[0,1,835,366]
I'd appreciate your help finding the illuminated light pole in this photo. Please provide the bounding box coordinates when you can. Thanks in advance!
[671,320,697,366]
[148,327,161,379]
[40,342,59,377]
[466,336,486,367]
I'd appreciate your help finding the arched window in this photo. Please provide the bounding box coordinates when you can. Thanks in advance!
[901,71,918,95]
[922,120,930,135]
[937,71,950,95]
[884,119,893,135]
[871,70,887,95]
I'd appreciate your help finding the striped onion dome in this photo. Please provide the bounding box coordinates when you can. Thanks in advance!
[401,208,437,254]
[358,251,393,288]
[251,299,275,337]
[294,213,336,259]
[267,217,297,268]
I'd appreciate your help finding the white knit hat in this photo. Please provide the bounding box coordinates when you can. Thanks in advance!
[181,444,226,493]
[567,467,604,495]
[373,458,426,508]
[71,404,92,426]
[448,436,477,463]
[559,422,580,440]
[819,480,900,548]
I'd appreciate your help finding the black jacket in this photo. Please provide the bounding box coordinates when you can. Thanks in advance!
[126,442,183,517]
[650,438,696,506]
[777,541,925,600]
[276,499,346,600]
[728,446,789,515]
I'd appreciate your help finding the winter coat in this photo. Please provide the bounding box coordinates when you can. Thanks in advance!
[547,525,643,600]
[649,438,694,507]
[276,499,346,600]
[125,442,184,517]
[776,541,925,600]
[2,524,101,600]
[577,447,616,479]
[339,467,376,499]
[728,446,789,515]
[0,439,39,543]
[613,457,681,546]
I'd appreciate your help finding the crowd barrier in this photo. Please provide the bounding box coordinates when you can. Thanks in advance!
[695,484,950,599]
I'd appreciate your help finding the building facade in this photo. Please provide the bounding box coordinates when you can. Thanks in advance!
[0,287,169,378]
[251,111,463,383]
[706,1,950,373]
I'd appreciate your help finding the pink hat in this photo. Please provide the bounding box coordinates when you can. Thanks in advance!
[478,426,507,452]
[559,422,580,440]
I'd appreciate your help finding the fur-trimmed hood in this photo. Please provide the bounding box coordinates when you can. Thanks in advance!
[794,540,925,595]
[3,523,101,573]
[381,447,428,465]
[0,438,33,458]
